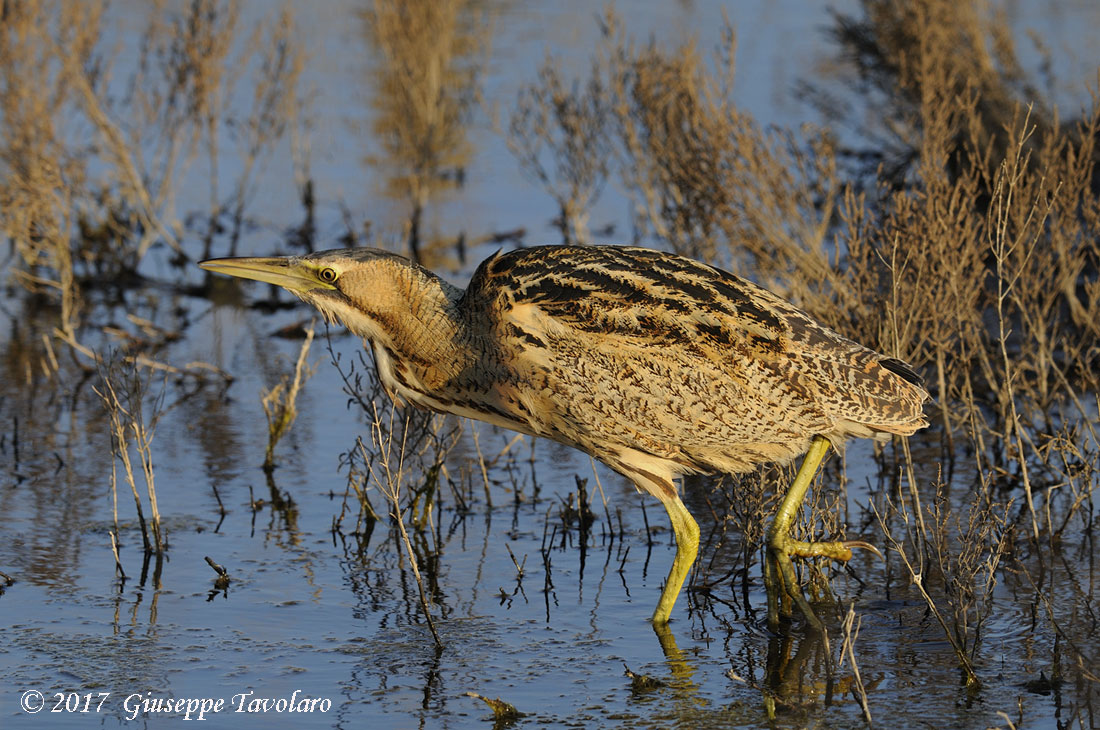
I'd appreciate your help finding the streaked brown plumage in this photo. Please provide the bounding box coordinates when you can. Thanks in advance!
[200,244,928,629]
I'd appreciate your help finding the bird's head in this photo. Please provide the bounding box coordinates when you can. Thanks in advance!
[199,247,435,342]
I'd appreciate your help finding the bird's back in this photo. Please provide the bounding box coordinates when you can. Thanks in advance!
[460,245,927,475]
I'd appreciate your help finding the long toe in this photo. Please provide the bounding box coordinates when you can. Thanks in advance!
[770,545,824,633]
[780,537,878,562]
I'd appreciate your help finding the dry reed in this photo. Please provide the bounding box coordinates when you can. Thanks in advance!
[0,0,306,331]
[260,322,317,472]
[360,0,486,266]
[94,362,167,558]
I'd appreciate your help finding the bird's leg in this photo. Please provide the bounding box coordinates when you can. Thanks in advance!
[651,490,700,625]
[765,437,829,631]
[765,435,876,632]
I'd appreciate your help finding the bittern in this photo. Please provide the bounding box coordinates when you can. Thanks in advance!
[200,245,927,629]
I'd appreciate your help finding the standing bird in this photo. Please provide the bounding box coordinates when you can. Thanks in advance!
[200,245,927,629]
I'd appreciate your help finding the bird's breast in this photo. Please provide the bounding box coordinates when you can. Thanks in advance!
[369,339,544,437]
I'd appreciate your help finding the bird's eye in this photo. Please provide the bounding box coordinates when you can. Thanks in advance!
[319,267,338,283]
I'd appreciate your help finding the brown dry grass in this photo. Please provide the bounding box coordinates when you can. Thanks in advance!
[508,54,611,245]
[361,0,486,266]
[0,0,305,332]
[260,322,317,472]
[94,361,168,562]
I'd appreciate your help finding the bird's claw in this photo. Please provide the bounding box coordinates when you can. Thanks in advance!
[840,539,883,560]
[765,537,881,633]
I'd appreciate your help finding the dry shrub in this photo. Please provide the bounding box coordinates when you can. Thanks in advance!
[827,2,1099,692]
[0,1,103,333]
[332,344,465,533]
[361,0,486,266]
[508,55,611,245]
[608,16,845,318]
[825,1,1100,485]
[508,10,847,316]
[223,5,306,256]
[809,0,1058,186]
[0,0,306,330]
[95,361,168,560]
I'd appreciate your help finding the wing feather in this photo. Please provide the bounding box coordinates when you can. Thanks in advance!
[463,245,928,443]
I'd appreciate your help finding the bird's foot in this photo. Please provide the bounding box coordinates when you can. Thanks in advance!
[764,535,881,633]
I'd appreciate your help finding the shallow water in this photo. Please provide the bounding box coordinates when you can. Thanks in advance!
[2,313,1094,728]
[3,2,1099,728]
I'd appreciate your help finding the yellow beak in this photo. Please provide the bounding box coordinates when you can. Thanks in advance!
[198,256,336,294]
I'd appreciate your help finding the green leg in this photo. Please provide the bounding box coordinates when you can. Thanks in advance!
[651,491,700,625]
[765,436,877,632]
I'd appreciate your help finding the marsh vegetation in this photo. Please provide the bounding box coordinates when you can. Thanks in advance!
[1,1,1097,727]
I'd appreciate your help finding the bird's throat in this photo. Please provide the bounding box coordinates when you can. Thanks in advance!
[344,265,471,400]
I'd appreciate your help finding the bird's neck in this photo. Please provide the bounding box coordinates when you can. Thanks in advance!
[344,263,472,398]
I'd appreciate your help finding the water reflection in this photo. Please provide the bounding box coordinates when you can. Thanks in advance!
[652,621,705,709]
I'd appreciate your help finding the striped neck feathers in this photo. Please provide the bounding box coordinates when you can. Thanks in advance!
[307,256,469,391]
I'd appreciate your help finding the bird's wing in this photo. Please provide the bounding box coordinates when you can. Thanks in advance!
[467,244,798,352]
[466,245,926,438]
